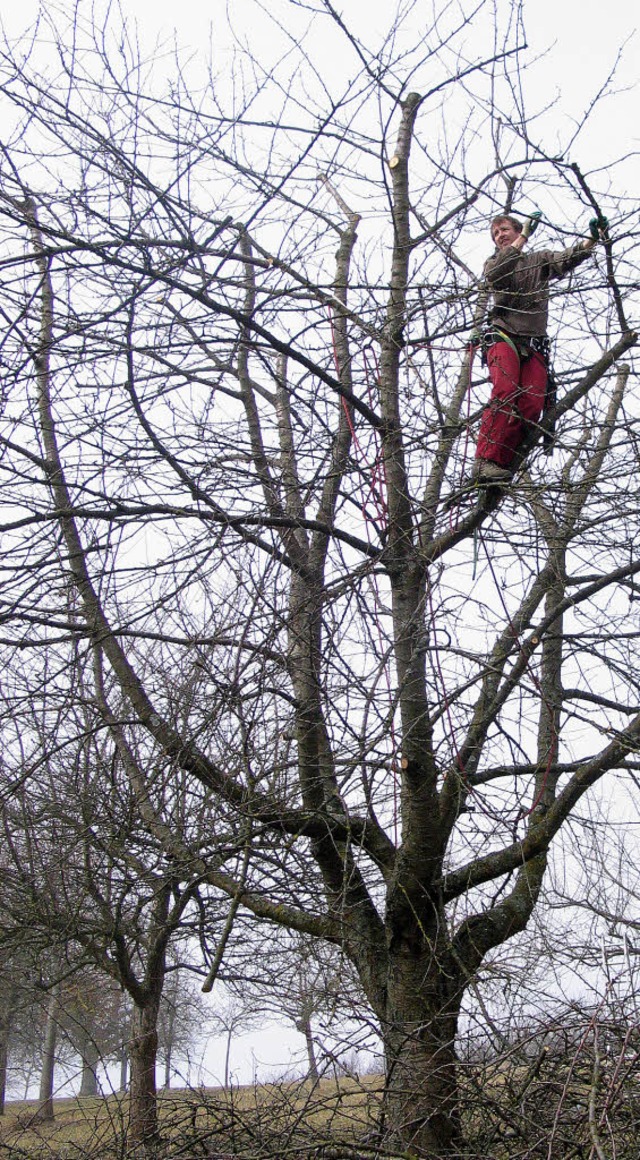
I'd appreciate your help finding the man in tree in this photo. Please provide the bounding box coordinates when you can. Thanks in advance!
[472,211,609,483]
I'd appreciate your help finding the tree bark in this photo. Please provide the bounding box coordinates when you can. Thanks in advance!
[119,1046,128,1093]
[296,1014,320,1084]
[34,987,59,1123]
[128,999,160,1146]
[0,1014,9,1115]
[78,1031,100,1097]
[379,930,463,1156]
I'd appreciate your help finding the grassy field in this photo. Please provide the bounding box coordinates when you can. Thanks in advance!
[3,1057,639,1158]
[0,1075,384,1158]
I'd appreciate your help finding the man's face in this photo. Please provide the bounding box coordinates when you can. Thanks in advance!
[491,219,521,250]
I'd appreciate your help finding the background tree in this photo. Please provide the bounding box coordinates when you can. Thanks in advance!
[33,984,60,1125]
[56,970,129,1098]
[0,952,21,1114]
[0,677,238,1146]
[219,930,373,1083]
[156,961,213,1089]
[0,1,638,1155]
[0,980,43,1105]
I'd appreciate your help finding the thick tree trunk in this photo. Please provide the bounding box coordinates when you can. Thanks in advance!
[128,999,160,1146]
[380,943,463,1157]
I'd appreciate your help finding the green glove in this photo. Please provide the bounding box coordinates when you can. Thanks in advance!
[589,215,609,241]
[521,209,542,240]
[469,330,481,347]
[527,209,542,234]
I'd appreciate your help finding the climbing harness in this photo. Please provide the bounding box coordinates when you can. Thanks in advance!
[476,327,557,454]
[476,325,549,367]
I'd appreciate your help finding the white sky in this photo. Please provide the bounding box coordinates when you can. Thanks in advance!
[3,0,637,195]
[4,0,638,116]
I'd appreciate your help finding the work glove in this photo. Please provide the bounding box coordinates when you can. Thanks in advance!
[521,209,542,240]
[469,330,482,347]
[589,215,609,241]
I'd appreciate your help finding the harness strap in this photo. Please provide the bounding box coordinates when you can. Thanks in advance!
[480,325,519,362]
[481,325,550,364]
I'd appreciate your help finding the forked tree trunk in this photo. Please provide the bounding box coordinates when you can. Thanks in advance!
[128,999,160,1146]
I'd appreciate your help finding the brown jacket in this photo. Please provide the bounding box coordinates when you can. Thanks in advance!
[484,242,592,337]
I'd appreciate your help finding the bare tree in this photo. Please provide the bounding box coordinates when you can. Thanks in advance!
[0,688,234,1147]
[0,1,638,1155]
[0,954,20,1114]
[32,985,59,1124]
[222,930,372,1083]
[204,992,264,1091]
[56,970,129,1097]
[156,962,212,1089]
[0,963,45,1106]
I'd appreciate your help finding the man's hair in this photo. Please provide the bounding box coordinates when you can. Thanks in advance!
[490,215,522,237]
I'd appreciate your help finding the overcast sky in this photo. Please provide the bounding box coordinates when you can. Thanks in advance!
[4,0,637,191]
[4,0,637,122]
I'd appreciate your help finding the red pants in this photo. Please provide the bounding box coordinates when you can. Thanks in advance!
[476,341,548,468]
